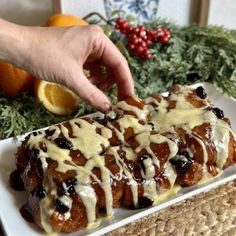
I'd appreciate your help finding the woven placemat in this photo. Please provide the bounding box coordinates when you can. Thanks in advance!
[106,180,236,236]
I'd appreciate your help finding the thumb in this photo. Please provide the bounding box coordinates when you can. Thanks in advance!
[67,70,111,112]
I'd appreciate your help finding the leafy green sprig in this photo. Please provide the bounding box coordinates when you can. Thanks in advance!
[1,18,236,139]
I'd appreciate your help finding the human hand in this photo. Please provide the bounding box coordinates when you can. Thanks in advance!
[17,25,134,112]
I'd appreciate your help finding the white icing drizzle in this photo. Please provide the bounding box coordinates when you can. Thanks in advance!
[116,115,149,135]
[58,195,73,220]
[123,146,137,162]
[143,179,157,202]
[191,133,208,164]
[107,147,139,207]
[135,132,178,161]
[23,84,236,233]
[40,195,53,233]
[152,108,216,131]
[115,99,149,120]
[142,158,157,202]
[75,184,97,223]
[163,162,177,188]
[213,120,230,169]
[68,119,112,159]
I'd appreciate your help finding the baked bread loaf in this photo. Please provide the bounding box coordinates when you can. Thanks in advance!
[11,85,236,233]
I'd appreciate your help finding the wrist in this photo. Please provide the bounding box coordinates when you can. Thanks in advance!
[0,19,29,67]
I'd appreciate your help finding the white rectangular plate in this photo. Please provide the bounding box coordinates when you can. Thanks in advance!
[0,82,236,236]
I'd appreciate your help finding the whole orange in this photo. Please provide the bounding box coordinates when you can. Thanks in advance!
[45,14,88,27]
[0,61,34,96]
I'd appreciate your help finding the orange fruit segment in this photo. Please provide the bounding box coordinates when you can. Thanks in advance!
[0,61,34,96]
[34,79,80,116]
[45,14,88,27]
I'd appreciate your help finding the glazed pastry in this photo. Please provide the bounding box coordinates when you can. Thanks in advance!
[11,85,236,233]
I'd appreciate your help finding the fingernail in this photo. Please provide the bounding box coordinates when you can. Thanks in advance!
[103,103,111,112]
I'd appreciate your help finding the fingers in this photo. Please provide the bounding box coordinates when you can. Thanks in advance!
[67,69,111,112]
[95,35,134,100]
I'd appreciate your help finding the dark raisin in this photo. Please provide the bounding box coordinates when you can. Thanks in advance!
[212,107,224,119]
[106,110,117,122]
[30,148,39,160]
[139,155,150,171]
[45,129,55,137]
[195,86,207,99]
[65,178,77,195]
[54,137,73,150]
[9,169,25,191]
[32,131,42,136]
[65,178,77,186]
[170,153,193,176]
[55,199,69,213]
[138,196,153,208]
[35,186,46,199]
[148,122,155,130]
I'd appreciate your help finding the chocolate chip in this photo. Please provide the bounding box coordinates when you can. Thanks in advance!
[54,137,73,150]
[195,86,207,99]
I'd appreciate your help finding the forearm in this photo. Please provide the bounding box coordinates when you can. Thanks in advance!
[0,18,28,66]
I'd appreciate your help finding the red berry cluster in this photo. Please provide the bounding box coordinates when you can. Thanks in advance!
[115,18,171,60]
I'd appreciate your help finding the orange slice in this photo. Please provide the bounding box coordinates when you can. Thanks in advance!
[34,79,80,115]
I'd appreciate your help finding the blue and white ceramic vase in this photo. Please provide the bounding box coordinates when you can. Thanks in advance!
[104,0,160,22]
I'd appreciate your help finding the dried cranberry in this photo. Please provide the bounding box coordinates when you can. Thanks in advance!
[55,199,69,213]
[54,137,73,150]
[138,196,153,208]
[212,107,224,119]
[9,169,25,191]
[195,86,207,99]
